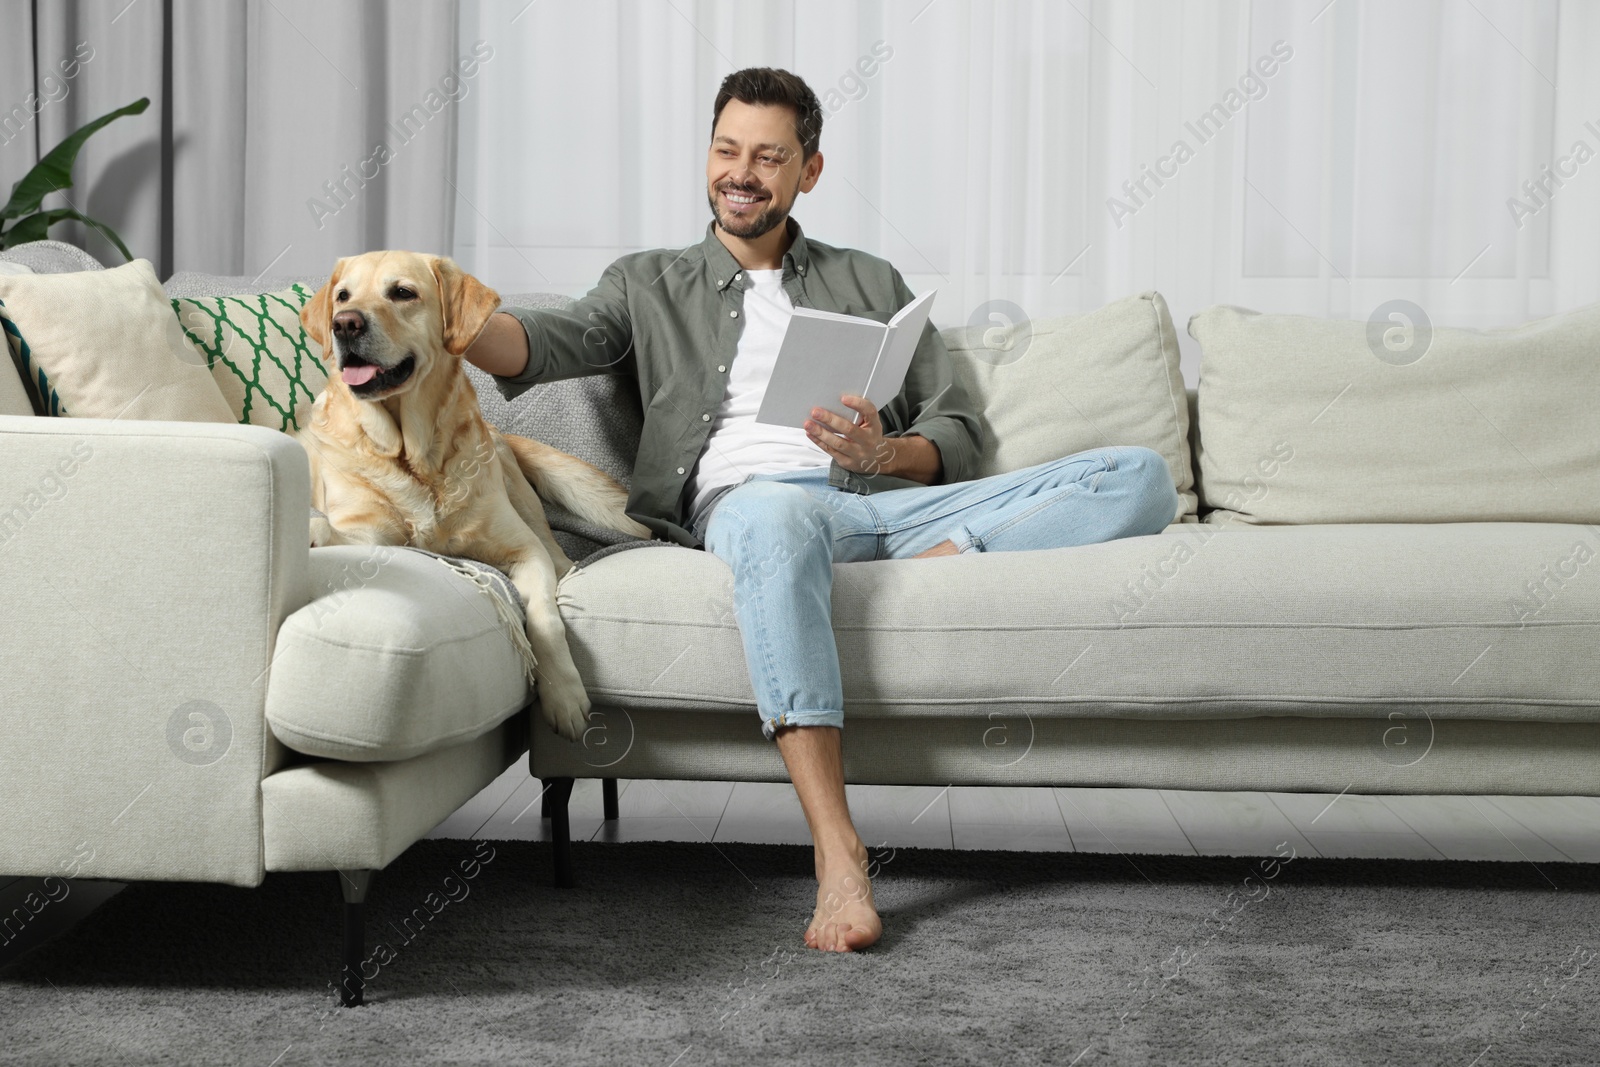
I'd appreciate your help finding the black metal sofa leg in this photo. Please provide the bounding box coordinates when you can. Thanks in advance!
[337,869,374,1007]
[602,778,619,821]
[543,778,618,820]
[547,777,576,888]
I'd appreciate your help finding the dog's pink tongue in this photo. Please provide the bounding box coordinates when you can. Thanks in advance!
[341,364,379,386]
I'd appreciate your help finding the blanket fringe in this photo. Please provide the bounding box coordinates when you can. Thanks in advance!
[427,555,539,689]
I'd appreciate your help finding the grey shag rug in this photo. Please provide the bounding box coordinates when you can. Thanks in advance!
[3,840,1599,1066]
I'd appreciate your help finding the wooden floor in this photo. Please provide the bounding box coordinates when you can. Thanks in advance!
[426,765,1600,864]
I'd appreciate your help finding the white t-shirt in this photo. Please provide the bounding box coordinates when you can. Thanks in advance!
[686,268,830,518]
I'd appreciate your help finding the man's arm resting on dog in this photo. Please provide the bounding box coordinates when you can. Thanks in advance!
[464,311,531,378]
[463,262,635,401]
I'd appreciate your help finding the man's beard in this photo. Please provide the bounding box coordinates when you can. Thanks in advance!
[708,186,787,240]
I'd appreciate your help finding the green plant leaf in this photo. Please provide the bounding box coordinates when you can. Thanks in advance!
[1,97,150,222]
[3,208,133,261]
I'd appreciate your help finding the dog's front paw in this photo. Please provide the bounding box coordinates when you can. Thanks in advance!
[310,514,338,548]
[538,676,591,743]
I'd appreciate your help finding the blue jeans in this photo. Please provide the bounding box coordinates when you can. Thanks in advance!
[689,445,1180,740]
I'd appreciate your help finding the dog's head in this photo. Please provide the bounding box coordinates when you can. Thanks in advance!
[300,251,501,401]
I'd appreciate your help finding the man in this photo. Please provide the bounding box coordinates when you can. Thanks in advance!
[465,68,1178,953]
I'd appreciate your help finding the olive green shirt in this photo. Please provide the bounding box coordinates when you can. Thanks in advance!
[491,217,983,549]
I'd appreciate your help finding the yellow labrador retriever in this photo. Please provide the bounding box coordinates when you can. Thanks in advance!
[296,250,652,741]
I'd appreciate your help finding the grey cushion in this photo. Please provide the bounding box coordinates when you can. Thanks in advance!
[265,545,530,762]
[554,521,1600,723]
[466,292,646,563]
[0,239,103,275]
[161,272,328,299]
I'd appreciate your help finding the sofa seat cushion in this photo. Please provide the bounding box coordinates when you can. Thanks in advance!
[264,715,526,872]
[553,523,1600,723]
[266,545,531,761]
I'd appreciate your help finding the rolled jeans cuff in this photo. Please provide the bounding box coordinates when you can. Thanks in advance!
[760,708,844,741]
[949,524,984,554]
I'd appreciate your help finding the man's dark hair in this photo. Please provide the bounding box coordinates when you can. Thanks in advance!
[712,67,823,164]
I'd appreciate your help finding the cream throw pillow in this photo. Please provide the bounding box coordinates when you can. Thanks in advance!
[0,301,35,416]
[942,291,1196,522]
[1188,303,1600,525]
[0,258,233,422]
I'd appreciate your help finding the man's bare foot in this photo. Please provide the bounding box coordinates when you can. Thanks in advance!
[804,838,882,952]
[912,538,959,559]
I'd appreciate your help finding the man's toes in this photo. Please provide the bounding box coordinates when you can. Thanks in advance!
[843,923,878,951]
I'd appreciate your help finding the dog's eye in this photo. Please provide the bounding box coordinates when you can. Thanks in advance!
[335,289,349,303]
[391,287,416,301]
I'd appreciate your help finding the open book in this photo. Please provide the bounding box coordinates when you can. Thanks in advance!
[755,289,937,428]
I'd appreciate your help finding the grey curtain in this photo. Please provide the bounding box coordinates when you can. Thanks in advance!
[0,0,463,279]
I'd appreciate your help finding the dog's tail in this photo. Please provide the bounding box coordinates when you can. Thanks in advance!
[502,433,652,539]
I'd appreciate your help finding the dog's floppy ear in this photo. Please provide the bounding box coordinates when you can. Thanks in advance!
[431,255,501,356]
[301,258,348,356]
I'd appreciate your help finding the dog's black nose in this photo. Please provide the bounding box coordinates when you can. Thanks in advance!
[332,310,366,339]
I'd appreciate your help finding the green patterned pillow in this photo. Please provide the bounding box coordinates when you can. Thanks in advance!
[172,285,328,432]
[0,295,65,416]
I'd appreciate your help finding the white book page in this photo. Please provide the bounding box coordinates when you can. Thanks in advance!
[755,308,887,428]
[862,289,937,412]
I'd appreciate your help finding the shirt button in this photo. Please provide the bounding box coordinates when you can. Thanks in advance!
[716,364,726,372]
[730,310,739,318]
[677,467,685,475]
[701,413,710,421]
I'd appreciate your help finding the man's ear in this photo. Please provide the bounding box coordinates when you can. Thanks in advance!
[431,255,501,356]
[300,258,348,356]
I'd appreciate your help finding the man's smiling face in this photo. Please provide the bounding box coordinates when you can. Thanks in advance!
[707,98,823,240]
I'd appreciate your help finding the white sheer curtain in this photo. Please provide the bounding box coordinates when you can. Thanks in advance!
[452,0,1600,386]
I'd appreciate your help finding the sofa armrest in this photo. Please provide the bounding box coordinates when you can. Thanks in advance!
[0,415,311,887]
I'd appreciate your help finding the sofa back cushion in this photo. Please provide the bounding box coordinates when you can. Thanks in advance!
[470,291,1202,532]
[942,291,1196,521]
[1189,302,1600,525]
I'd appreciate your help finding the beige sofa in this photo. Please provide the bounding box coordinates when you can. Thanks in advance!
[0,243,530,1006]
[3,242,1597,1007]
[526,293,1600,883]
